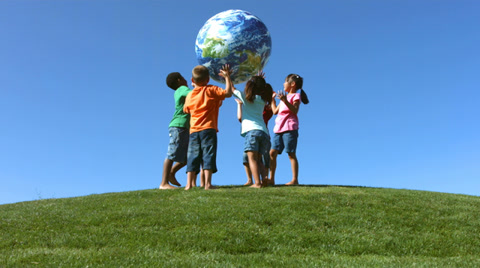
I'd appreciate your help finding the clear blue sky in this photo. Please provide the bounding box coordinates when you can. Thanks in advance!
[1,0,479,204]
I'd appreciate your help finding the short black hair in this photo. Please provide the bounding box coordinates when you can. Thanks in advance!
[166,72,184,90]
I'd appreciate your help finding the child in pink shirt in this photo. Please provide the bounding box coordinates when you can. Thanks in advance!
[269,74,309,186]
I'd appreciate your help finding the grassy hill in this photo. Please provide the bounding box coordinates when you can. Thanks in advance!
[1,186,479,267]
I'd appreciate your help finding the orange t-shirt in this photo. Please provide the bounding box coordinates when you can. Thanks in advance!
[183,85,226,133]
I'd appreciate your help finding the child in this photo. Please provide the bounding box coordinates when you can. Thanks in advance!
[269,74,309,185]
[233,76,272,188]
[160,72,191,189]
[235,84,273,186]
[183,64,233,190]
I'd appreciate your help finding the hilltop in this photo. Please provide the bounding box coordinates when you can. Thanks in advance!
[1,186,479,267]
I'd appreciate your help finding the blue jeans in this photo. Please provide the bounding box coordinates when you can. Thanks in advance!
[187,129,218,174]
[166,127,189,163]
[272,130,298,154]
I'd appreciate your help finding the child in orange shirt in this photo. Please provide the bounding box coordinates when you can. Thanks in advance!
[183,65,233,190]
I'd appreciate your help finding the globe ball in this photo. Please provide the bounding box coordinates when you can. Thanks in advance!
[195,9,272,84]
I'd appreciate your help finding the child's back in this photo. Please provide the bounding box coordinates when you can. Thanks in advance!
[233,76,271,188]
[184,84,225,133]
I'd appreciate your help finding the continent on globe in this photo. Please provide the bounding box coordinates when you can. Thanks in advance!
[195,9,272,84]
[202,38,229,58]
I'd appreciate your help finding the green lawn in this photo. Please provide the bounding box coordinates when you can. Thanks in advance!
[1,186,479,267]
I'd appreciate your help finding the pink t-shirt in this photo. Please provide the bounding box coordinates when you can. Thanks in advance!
[273,93,301,134]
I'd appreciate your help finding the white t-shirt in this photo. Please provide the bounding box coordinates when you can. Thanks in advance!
[233,90,269,137]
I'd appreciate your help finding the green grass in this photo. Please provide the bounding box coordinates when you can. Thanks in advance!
[1,186,480,267]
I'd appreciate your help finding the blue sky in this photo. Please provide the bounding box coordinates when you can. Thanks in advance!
[1,0,479,204]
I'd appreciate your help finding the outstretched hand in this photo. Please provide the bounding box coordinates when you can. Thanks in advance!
[219,64,232,78]
[277,90,287,102]
[256,70,266,79]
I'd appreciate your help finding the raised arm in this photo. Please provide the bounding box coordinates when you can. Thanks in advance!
[271,91,279,114]
[234,98,243,123]
[219,64,233,97]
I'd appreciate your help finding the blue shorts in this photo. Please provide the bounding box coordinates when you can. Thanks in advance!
[187,129,217,174]
[166,127,189,163]
[243,130,271,168]
[272,130,298,154]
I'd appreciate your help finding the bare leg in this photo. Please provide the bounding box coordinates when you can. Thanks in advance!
[203,169,216,190]
[185,171,196,190]
[243,164,253,185]
[269,149,278,185]
[192,169,198,187]
[247,151,262,188]
[160,159,177,189]
[260,163,269,187]
[169,162,185,186]
[200,168,205,188]
[285,152,299,185]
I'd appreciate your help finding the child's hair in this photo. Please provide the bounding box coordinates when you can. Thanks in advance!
[263,83,274,105]
[245,76,267,104]
[286,74,309,104]
[192,65,210,85]
[166,72,184,90]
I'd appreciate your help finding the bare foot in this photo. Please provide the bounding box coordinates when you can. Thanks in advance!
[249,184,262,188]
[285,180,298,186]
[159,184,177,190]
[169,176,181,187]
[184,185,193,191]
[244,181,253,186]
[204,185,217,190]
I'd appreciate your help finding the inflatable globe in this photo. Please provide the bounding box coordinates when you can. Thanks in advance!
[195,9,272,84]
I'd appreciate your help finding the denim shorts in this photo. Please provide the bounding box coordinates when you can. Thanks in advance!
[272,130,298,154]
[187,128,217,174]
[243,130,271,168]
[166,127,189,163]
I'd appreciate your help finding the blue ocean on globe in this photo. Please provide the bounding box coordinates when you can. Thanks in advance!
[195,9,272,84]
